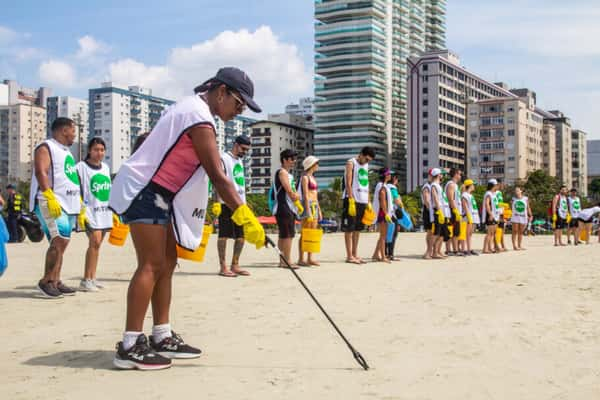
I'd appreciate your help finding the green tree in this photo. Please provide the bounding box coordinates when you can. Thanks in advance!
[246,193,269,216]
[589,178,600,198]
[522,170,561,218]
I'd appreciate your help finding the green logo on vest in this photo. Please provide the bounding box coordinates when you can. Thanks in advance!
[514,200,526,213]
[573,199,581,210]
[442,191,448,203]
[64,154,79,185]
[358,168,368,187]
[471,196,478,210]
[496,191,504,203]
[233,163,245,186]
[90,174,111,202]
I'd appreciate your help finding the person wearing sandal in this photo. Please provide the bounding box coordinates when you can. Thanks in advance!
[297,156,322,267]
[481,179,499,254]
[461,179,479,256]
[372,168,393,263]
[212,135,252,278]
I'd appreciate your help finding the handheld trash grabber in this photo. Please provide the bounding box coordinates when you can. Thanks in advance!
[265,236,370,370]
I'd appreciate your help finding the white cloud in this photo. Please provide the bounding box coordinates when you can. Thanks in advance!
[75,35,110,59]
[108,58,173,93]
[38,60,77,88]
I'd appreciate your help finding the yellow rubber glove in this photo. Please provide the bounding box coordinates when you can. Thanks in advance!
[366,202,373,212]
[112,213,121,227]
[211,202,222,217]
[77,206,89,230]
[231,204,265,249]
[435,209,445,224]
[41,189,62,219]
[467,213,473,224]
[552,213,557,229]
[566,213,572,224]
[294,200,304,216]
[452,208,461,221]
[385,214,392,223]
[348,198,357,217]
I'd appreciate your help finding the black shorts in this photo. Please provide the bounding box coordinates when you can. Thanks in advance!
[485,215,497,226]
[579,217,592,224]
[450,213,461,237]
[422,207,432,231]
[276,211,296,239]
[569,219,579,228]
[218,205,244,239]
[434,220,450,242]
[341,198,366,232]
[498,221,505,229]
[554,217,567,230]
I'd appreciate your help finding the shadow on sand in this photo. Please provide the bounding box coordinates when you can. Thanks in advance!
[23,350,115,370]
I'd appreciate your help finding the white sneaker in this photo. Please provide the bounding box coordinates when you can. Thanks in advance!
[93,279,107,289]
[80,279,99,292]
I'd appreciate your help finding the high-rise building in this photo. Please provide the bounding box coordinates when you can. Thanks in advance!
[88,83,174,172]
[314,0,447,189]
[248,120,314,193]
[406,50,515,190]
[0,103,46,184]
[285,97,314,117]
[1,79,52,107]
[214,115,256,193]
[47,96,89,162]
[587,139,600,190]
[571,129,587,196]
[466,93,545,185]
[542,121,557,177]
[543,110,573,188]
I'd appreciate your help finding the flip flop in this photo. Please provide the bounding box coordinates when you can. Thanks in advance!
[345,259,361,265]
[219,271,237,277]
[232,270,250,276]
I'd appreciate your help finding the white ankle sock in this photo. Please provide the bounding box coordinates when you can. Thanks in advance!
[152,323,172,343]
[123,331,143,351]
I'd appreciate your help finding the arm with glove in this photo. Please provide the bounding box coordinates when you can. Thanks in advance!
[34,145,62,219]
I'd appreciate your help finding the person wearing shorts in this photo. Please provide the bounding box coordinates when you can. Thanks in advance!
[297,155,322,267]
[566,188,582,245]
[445,168,463,256]
[577,205,600,244]
[30,117,82,298]
[429,168,447,259]
[212,135,251,277]
[482,179,499,254]
[421,173,433,259]
[552,186,569,246]
[341,146,375,264]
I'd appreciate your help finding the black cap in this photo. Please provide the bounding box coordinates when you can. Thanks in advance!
[194,67,262,113]
[6,184,15,189]
[234,135,251,146]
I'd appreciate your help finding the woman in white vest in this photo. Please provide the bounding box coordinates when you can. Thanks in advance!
[460,179,479,256]
[510,187,532,251]
[481,179,499,254]
[567,188,582,245]
[108,67,265,371]
[76,137,112,292]
[371,168,393,263]
[30,117,82,299]
[551,186,569,246]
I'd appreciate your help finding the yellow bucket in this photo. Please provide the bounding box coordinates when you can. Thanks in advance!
[108,222,130,246]
[495,227,504,244]
[361,207,376,226]
[458,221,467,241]
[301,228,323,253]
[580,229,589,242]
[176,225,213,262]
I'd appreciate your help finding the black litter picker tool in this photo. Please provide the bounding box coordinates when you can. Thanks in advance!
[265,236,370,370]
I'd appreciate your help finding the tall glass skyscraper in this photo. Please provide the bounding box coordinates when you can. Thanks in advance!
[314,0,446,189]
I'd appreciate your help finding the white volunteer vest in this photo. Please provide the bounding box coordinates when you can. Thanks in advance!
[444,181,462,215]
[481,191,498,223]
[421,182,431,210]
[342,158,369,204]
[494,191,504,219]
[430,182,444,220]
[221,151,246,204]
[109,95,215,251]
[511,196,529,225]
[568,196,581,219]
[462,192,480,224]
[372,182,393,217]
[557,195,568,219]
[76,161,112,229]
[30,138,81,215]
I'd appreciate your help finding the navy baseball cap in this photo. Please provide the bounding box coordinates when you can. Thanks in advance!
[194,67,262,113]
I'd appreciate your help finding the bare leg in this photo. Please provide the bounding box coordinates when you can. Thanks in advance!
[42,237,69,284]
[217,238,232,275]
[84,230,105,280]
[278,237,295,267]
[511,224,518,250]
[151,226,178,326]
[230,239,249,275]
[344,232,354,261]
[352,231,361,261]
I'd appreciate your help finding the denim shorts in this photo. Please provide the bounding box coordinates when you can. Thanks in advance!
[34,201,76,242]
[121,184,173,225]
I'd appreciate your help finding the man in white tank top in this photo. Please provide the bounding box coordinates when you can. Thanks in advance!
[566,188,582,245]
[551,185,569,246]
[212,135,251,277]
[341,146,376,264]
[30,118,81,298]
[445,168,463,256]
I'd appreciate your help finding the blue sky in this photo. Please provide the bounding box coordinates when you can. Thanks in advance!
[1,0,598,138]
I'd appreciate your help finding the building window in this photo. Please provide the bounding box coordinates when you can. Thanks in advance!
[508,129,515,136]
[423,111,428,118]
[423,99,428,106]
[422,64,428,72]
[422,87,428,94]
[422,123,428,130]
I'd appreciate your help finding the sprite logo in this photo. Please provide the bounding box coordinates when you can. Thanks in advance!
[358,168,368,187]
[90,174,111,202]
[208,180,213,194]
[233,163,245,186]
[442,191,448,203]
[64,154,79,185]
[561,200,567,210]
[471,197,478,210]
[291,176,296,192]
[496,192,504,203]
[514,200,526,213]
[573,199,581,210]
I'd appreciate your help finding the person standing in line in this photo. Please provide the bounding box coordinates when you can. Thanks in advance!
[510,187,532,251]
[481,179,499,254]
[429,168,448,259]
[297,156,321,267]
[576,204,600,245]
[421,171,433,259]
[445,168,463,256]
[273,149,303,268]
[494,180,507,252]
[30,117,83,298]
[76,137,112,291]
[552,185,569,246]
[341,146,375,264]
[109,67,265,370]
[212,135,252,277]
[566,188,582,245]
[386,174,403,261]
[372,168,392,263]
[460,179,479,256]
[5,184,23,243]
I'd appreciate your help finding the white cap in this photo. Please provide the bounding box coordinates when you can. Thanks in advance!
[430,168,441,177]
[488,178,498,185]
[302,155,320,171]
